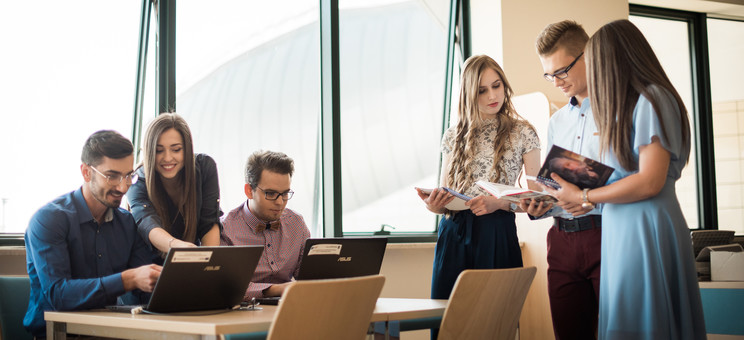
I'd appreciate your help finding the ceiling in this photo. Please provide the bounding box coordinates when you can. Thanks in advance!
[631,0,744,18]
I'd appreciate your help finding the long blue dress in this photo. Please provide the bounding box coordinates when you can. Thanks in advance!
[598,85,706,339]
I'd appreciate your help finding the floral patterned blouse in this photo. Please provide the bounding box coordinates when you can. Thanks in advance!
[441,118,540,197]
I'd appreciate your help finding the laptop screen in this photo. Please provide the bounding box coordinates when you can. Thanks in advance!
[145,245,263,313]
[295,237,387,280]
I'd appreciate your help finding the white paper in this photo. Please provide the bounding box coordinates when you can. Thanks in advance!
[307,244,343,255]
[172,251,213,263]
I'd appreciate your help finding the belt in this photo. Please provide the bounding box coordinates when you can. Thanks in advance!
[554,215,601,232]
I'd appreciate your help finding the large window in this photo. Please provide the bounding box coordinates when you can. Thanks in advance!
[169,0,452,236]
[0,0,457,240]
[339,0,450,233]
[631,6,744,234]
[629,14,699,228]
[0,2,141,233]
[708,18,744,235]
[174,0,322,235]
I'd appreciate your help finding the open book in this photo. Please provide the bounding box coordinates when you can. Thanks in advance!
[476,181,557,203]
[417,187,471,211]
[531,145,614,190]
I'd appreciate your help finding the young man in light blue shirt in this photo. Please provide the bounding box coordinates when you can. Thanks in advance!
[520,20,601,340]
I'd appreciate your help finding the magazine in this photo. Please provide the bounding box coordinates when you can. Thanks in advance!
[531,145,614,190]
[417,187,471,211]
[476,181,557,203]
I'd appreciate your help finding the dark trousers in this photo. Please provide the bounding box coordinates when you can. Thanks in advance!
[430,210,523,339]
[547,224,601,340]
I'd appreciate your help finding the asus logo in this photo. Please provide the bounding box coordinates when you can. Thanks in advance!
[338,257,352,262]
[203,265,221,271]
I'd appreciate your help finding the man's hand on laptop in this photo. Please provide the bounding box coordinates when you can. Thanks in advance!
[122,264,163,292]
[264,282,294,297]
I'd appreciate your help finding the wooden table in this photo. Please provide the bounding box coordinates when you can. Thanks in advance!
[45,297,448,339]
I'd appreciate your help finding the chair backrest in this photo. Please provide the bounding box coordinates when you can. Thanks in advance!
[266,275,385,340]
[438,267,537,340]
[0,276,32,340]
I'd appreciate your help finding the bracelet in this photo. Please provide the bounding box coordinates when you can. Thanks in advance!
[581,188,595,210]
[168,238,176,248]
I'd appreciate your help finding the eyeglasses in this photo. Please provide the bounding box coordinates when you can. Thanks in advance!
[543,52,583,82]
[256,186,294,201]
[89,165,139,185]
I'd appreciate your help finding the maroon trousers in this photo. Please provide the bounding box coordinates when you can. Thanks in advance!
[547,224,601,340]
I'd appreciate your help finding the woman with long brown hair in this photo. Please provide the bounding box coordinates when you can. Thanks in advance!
[128,113,222,264]
[416,55,541,337]
[546,20,705,339]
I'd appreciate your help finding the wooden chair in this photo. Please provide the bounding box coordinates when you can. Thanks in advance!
[0,276,32,340]
[265,275,385,340]
[437,267,537,340]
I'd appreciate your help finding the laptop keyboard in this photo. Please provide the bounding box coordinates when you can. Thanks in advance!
[106,304,146,313]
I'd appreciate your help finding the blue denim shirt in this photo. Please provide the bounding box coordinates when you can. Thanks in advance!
[24,187,151,338]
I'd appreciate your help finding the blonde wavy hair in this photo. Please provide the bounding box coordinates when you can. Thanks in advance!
[446,55,532,193]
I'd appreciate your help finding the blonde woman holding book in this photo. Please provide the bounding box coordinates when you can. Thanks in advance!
[415,55,541,339]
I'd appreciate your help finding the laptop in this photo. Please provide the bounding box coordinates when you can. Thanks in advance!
[255,237,387,305]
[107,246,263,313]
[297,237,388,280]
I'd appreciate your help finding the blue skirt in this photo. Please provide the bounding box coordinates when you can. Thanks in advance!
[431,209,522,300]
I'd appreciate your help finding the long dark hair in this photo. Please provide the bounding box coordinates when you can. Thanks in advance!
[586,19,690,170]
[142,113,198,243]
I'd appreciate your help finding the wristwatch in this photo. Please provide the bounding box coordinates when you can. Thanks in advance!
[509,203,518,212]
[581,188,595,210]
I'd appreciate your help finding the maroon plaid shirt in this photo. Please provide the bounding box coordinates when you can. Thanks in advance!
[220,201,310,299]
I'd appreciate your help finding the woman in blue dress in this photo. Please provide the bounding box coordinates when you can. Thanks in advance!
[416,55,542,339]
[546,20,706,339]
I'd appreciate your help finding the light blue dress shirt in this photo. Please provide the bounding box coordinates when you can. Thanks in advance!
[541,96,602,219]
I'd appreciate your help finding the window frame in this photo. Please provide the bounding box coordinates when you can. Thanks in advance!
[630,4,717,230]
[0,1,150,246]
[132,0,152,163]
[2,4,728,247]
[144,0,466,242]
[0,0,473,245]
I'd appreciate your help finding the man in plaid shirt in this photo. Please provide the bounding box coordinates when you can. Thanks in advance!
[220,150,310,299]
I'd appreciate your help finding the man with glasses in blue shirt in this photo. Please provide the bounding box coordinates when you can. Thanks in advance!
[519,21,602,340]
[24,130,161,338]
[220,150,310,300]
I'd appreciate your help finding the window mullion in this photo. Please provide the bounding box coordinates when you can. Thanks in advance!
[320,0,342,237]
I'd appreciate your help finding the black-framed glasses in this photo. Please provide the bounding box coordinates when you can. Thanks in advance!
[543,52,584,82]
[256,186,294,201]
[89,165,139,185]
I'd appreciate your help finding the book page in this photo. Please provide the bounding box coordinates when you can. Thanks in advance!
[475,181,556,203]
